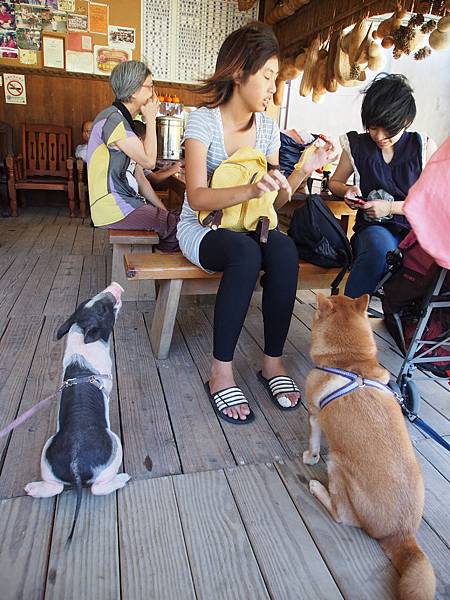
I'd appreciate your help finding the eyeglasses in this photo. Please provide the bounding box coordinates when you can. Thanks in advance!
[141,83,154,94]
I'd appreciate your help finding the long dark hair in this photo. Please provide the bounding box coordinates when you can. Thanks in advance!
[196,22,279,108]
[361,73,416,137]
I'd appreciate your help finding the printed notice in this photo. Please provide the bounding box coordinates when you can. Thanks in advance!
[4,73,27,105]
[89,2,108,35]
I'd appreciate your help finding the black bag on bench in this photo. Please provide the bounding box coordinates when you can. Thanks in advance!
[287,194,352,295]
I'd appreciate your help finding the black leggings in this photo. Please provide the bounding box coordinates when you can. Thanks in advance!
[199,228,299,362]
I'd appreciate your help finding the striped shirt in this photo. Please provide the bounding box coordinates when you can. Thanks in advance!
[87,106,143,227]
[176,106,281,270]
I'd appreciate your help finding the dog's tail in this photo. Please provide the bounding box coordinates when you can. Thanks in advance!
[66,464,83,544]
[380,533,435,600]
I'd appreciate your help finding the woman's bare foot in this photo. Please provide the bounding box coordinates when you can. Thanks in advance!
[209,359,251,421]
[261,355,300,407]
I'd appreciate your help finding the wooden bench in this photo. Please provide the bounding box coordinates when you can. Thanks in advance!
[110,229,159,301]
[124,252,349,359]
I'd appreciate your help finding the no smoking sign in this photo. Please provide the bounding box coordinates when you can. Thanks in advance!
[4,73,27,105]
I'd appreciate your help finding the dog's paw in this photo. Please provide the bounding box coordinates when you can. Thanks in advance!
[303,450,320,465]
[91,472,131,495]
[24,481,63,498]
[309,479,323,496]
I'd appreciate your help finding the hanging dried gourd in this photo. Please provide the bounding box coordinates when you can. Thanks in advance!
[299,35,321,97]
[312,55,327,103]
[348,19,370,64]
[429,16,450,50]
[334,31,364,87]
[273,78,285,106]
[294,50,307,71]
[279,60,301,81]
[381,36,395,48]
[325,31,340,93]
[375,7,407,38]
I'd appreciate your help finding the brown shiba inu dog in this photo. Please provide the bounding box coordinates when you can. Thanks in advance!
[303,293,435,600]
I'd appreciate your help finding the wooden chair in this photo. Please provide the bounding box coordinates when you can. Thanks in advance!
[0,121,14,217]
[6,124,76,217]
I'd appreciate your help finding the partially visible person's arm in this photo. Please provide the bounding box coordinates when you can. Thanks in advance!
[135,165,166,210]
[271,136,338,210]
[147,162,181,185]
[115,94,159,169]
[329,149,360,201]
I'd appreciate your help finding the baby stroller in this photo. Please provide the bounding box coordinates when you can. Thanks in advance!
[376,231,450,452]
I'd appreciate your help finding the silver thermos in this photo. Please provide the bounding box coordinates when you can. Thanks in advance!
[156,116,183,160]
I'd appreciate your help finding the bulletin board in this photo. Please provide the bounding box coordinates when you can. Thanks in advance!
[142,0,259,84]
[0,0,141,76]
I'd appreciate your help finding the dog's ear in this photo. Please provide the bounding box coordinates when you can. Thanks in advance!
[56,316,75,340]
[354,294,370,314]
[316,293,333,318]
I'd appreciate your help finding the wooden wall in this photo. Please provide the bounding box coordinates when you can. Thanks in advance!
[0,0,206,151]
[0,68,203,151]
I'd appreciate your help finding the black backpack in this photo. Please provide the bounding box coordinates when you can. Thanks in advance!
[287,194,352,294]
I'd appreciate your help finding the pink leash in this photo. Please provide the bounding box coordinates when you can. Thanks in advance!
[0,375,112,440]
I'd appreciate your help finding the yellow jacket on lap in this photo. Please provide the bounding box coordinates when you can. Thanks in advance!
[197,147,278,232]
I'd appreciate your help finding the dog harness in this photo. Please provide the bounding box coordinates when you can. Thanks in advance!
[315,366,396,410]
[0,374,113,439]
[315,367,450,453]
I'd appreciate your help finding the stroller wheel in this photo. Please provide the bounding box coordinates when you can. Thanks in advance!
[404,380,421,415]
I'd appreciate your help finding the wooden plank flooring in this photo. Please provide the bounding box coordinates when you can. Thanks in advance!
[0,207,449,599]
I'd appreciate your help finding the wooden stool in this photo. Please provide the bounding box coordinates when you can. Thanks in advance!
[110,229,159,301]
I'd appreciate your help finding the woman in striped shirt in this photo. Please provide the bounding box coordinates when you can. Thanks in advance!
[178,22,336,424]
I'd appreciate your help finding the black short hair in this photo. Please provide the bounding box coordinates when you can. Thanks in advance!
[132,119,146,138]
[361,73,416,137]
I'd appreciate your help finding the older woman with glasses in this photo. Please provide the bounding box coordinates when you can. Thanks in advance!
[87,60,179,251]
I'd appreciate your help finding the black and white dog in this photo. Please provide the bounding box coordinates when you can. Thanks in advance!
[25,282,130,538]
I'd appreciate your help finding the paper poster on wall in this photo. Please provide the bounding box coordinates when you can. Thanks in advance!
[94,45,130,76]
[46,0,59,9]
[108,26,135,50]
[57,0,75,11]
[89,3,108,35]
[66,49,93,73]
[16,5,49,30]
[0,30,18,58]
[42,11,67,33]
[67,13,88,32]
[142,0,259,83]
[67,32,91,51]
[17,27,41,51]
[19,48,37,65]
[0,3,16,30]
[4,72,26,105]
[43,35,65,68]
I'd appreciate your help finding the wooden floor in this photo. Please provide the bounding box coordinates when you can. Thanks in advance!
[0,207,449,600]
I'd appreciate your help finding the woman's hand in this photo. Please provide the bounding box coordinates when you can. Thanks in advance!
[344,185,363,209]
[362,200,392,220]
[141,91,160,123]
[295,136,338,176]
[252,169,292,198]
